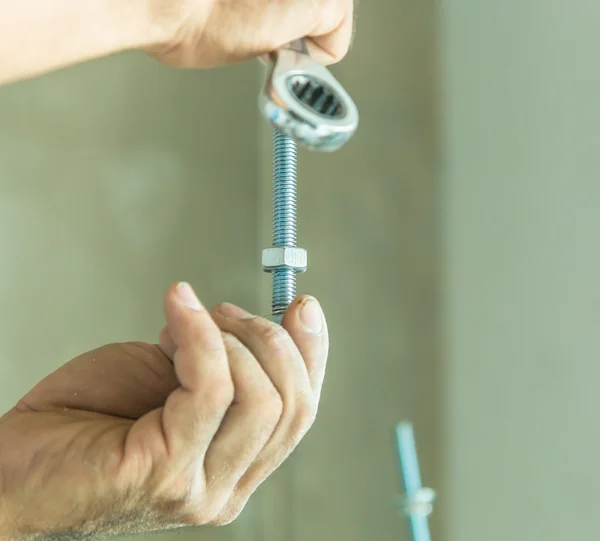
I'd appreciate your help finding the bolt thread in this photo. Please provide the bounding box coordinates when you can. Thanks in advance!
[273,131,298,247]
[272,268,296,315]
[272,130,298,315]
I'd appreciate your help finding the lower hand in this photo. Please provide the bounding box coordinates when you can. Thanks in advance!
[0,282,328,538]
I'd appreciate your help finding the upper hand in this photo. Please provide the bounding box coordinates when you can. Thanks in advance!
[0,282,328,538]
[143,0,354,67]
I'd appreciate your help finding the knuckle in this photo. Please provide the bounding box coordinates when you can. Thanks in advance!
[263,32,284,55]
[167,496,221,528]
[179,341,224,367]
[258,321,291,350]
[332,41,351,63]
[145,468,235,528]
[221,332,245,352]
[290,395,317,437]
[179,506,211,527]
[201,377,235,412]
[187,510,216,526]
[187,496,229,526]
[209,494,248,526]
[327,33,352,64]
[317,1,353,63]
[258,386,284,421]
[145,478,206,526]
[209,508,242,527]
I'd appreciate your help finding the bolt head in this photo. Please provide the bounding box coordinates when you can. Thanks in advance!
[262,247,308,273]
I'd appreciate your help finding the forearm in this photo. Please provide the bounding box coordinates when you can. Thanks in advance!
[0,0,160,85]
[0,495,178,541]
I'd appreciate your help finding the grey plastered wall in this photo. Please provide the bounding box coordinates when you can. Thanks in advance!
[0,2,439,541]
[440,1,600,540]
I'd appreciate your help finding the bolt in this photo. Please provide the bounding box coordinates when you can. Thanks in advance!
[263,129,306,321]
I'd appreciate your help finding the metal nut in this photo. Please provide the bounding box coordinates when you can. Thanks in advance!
[262,247,307,273]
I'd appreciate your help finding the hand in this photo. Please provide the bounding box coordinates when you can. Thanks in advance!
[0,283,328,539]
[1,0,353,92]
[144,0,354,68]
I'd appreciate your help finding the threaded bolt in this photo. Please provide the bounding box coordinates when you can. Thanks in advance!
[268,130,301,319]
[272,131,298,248]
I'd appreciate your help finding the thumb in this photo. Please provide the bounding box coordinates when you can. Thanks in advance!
[280,296,329,400]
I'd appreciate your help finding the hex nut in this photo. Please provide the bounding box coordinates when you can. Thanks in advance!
[262,247,308,273]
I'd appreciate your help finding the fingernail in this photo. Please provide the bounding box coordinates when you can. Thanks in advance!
[176,282,202,311]
[299,297,323,335]
[218,303,254,320]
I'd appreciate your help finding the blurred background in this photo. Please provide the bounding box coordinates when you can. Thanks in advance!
[1,0,600,540]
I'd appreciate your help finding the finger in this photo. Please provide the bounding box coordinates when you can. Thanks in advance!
[261,0,351,65]
[211,304,315,499]
[280,296,329,401]
[307,0,354,64]
[202,331,282,521]
[213,305,311,407]
[158,325,177,360]
[160,282,233,457]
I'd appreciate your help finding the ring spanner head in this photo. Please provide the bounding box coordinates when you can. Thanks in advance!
[259,40,359,152]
